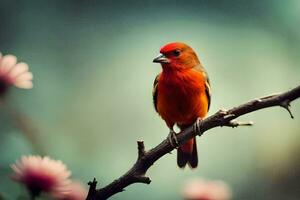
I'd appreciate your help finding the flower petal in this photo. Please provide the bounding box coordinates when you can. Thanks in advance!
[8,62,29,79]
[0,55,17,75]
[14,72,33,82]
[14,81,33,89]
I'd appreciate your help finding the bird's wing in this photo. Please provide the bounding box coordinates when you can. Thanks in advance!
[152,74,160,112]
[193,64,211,111]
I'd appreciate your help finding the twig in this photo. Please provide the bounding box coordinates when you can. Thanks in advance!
[86,178,98,200]
[87,85,300,200]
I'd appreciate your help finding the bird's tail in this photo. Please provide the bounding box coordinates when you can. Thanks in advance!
[177,137,198,168]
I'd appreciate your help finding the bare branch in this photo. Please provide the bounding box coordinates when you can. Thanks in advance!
[87,178,98,200]
[225,120,254,127]
[280,100,294,119]
[137,140,146,159]
[86,85,300,200]
[133,176,151,184]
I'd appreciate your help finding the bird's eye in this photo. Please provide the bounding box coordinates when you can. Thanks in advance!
[173,50,180,57]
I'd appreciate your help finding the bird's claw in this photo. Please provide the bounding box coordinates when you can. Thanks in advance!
[193,118,203,136]
[168,130,179,148]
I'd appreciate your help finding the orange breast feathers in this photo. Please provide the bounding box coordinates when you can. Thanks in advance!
[156,69,209,128]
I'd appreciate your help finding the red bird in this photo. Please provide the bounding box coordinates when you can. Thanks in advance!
[152,42,211,168]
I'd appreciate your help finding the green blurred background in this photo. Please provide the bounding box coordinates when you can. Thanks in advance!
[0,0,300,199]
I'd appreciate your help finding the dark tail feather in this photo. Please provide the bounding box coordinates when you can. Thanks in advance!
[177,138,198,168]
[188,138,198,168]
[177,148,189,168]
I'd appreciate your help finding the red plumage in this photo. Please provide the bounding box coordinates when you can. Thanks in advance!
[153,42,211,168]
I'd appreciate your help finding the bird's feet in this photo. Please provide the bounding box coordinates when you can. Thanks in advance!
[193,117,203,135]
[168,130,179,148]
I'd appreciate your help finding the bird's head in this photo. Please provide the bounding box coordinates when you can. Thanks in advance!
[153,42,200,70]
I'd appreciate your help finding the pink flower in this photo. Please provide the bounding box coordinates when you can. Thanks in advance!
[0,52,33,95]
[59,181,88,200]
[182,178,232,200]
[11,155,71,198]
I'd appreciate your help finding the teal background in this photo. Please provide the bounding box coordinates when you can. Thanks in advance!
[0,0,300,199]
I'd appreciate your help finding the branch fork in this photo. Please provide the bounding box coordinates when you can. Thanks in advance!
[280,100,294,119]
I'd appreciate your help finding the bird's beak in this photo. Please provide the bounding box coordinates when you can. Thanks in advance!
[153,54,170,63]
